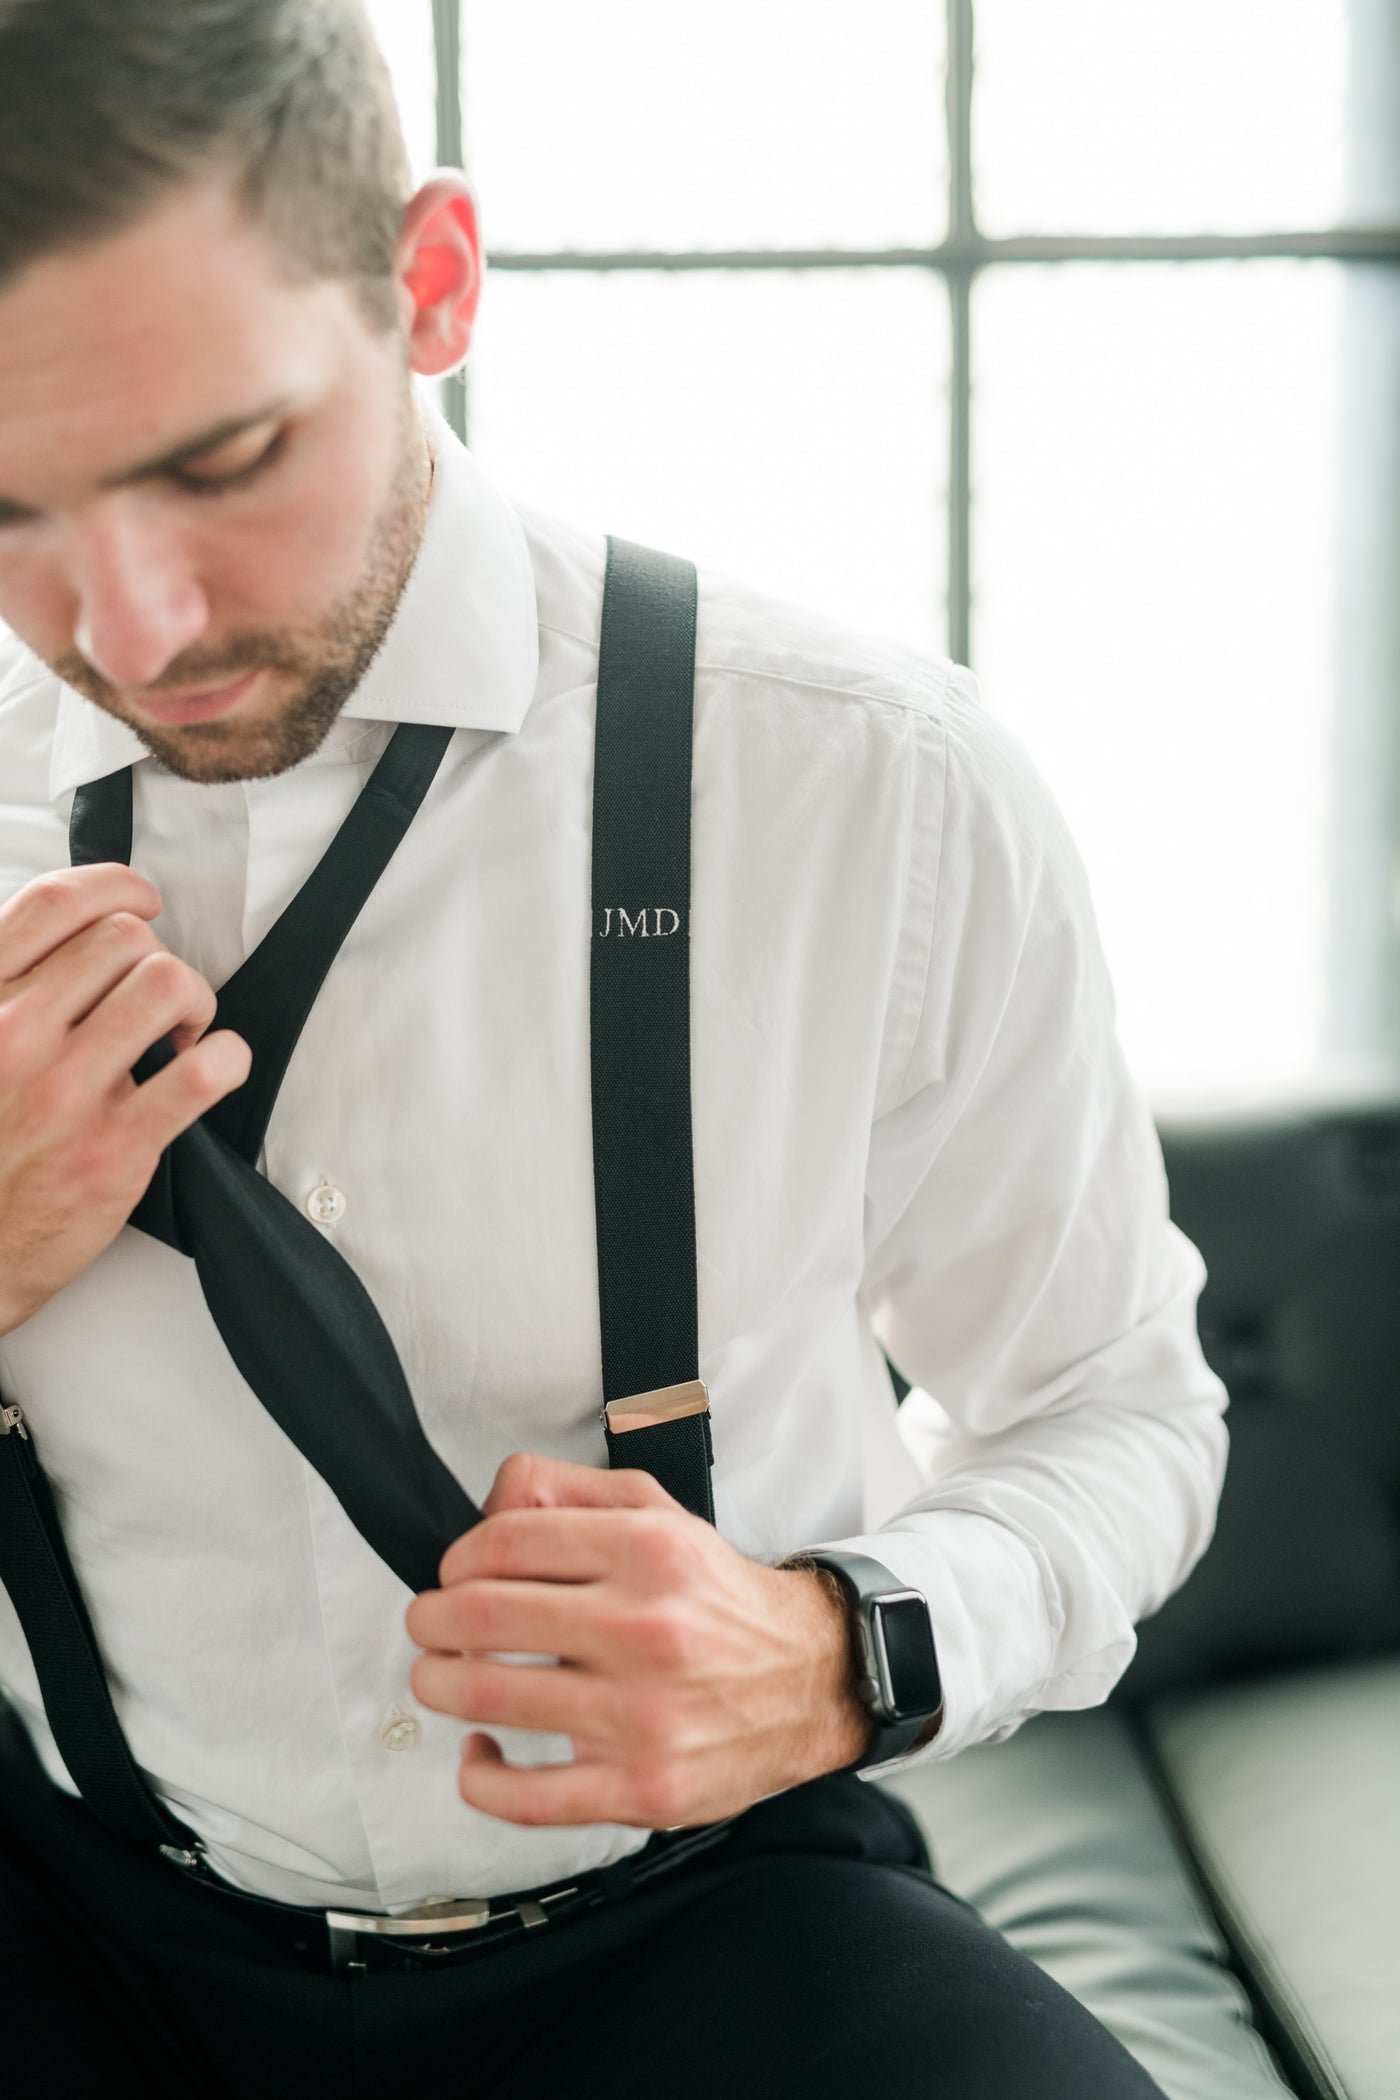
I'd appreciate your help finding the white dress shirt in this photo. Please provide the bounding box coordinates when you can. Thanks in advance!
[0,405,1228,1912]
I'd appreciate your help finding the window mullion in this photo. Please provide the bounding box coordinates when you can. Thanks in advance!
[948,0,975,664]
[432,0,468,442]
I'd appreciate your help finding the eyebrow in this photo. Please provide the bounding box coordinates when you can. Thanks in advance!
[0,400,293,525]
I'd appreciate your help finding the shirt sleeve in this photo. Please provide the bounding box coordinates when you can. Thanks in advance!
[822,667,1229,1765]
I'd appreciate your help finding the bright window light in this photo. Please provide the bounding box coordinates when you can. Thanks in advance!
[974,0,1362,235]
[463,0,947,252]
[973,261,1344,1102]
[363,0,438,182]
[469,268,949,652]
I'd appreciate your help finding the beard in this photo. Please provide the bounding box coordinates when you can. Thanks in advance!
[51,392,433,786]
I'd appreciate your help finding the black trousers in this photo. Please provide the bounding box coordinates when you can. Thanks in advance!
[1,1718,1166,2100]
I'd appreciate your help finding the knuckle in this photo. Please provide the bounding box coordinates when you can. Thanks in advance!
[0,996,37,1076]
[96,907,160,961]
[496,1452,542,1502]
[21,870,76,923]
[100,910,155,957]
[632,1513,702,1587]
[617,1603,694,1674]
[459,1665,508,1723]
[131,949,187,1002]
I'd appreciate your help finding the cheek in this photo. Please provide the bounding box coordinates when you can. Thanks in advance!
[0,549,80,662]
[195,428,398,630]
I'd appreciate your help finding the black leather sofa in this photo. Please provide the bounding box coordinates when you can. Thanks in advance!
[884,1103,1400,2100]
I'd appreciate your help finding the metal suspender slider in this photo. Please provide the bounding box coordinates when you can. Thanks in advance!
[603,1381,710,1435]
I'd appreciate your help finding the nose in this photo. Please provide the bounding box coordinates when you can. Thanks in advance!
[70,506,211,691]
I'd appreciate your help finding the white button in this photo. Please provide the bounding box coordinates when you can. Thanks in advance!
[306,1183,346,1226]
[380,1709,421,1753]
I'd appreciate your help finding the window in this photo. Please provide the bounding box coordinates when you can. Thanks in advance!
[370,1,1400,1108]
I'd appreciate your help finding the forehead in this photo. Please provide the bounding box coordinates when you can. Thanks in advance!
[0,178,357,504]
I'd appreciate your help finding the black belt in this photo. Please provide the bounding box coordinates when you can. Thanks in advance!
[156,1817,737,1976]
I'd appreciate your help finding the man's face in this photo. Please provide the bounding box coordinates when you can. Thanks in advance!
[0,178,431,783]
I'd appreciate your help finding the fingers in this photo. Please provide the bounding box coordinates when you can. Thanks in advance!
[439,1507,648,1589]
[457,1735,696,1830]
[66,947,220,1094]
[14,910,178,1045]
[409,1655,610,1741]
[0,864,162,985]
[119,1027,252,1152]
[407,1577,611,1664]
[0,864,232,1120]
[483,1449,677,1519]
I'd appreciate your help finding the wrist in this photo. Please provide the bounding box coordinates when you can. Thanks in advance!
[780,1563,875,1775]
[785,1549,944,1773]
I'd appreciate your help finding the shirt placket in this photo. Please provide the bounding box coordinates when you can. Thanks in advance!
[237,750,461,1906]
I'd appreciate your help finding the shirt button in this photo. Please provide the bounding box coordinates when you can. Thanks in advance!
[380,1709,421,1753]
[306,1183,347,1226]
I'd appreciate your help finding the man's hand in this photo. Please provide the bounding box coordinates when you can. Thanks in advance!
[406,1453,873,1829]
[0,863,251,1336]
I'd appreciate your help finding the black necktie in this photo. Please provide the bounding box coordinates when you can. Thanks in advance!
[70,721,483,1600]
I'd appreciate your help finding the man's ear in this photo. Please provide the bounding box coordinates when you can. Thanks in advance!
[396,173,483,378]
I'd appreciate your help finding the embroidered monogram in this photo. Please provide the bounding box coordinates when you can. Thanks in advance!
[595,906,684,938]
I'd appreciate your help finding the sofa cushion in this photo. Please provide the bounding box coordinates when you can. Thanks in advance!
[1146,1657,1400,2100]
[883,1707,1297,2100]
[1122,1110,1400,1704]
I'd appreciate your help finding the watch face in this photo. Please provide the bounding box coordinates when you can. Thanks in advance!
[872,1594,942,1722]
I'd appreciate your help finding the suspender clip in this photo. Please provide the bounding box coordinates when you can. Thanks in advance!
[604,1380,710,1435]
[159,1841,209,1871]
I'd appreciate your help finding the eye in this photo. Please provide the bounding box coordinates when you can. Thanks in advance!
[174,425,287,496]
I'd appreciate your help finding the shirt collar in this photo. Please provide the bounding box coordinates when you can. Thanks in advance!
[47,399,539,801]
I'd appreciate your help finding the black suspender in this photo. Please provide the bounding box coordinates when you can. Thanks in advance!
[592,542,714,1520]
[0,535,714,1848]
[0,1407,198,1853]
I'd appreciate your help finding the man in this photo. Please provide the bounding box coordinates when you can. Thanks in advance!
[0,4,1225,2094]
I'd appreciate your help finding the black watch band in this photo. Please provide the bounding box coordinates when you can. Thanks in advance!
[801,1550,944,1773]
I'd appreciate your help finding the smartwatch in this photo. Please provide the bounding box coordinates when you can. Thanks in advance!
[800,1550,944,1773]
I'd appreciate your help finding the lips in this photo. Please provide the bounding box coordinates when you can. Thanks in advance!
[131,668,262,726]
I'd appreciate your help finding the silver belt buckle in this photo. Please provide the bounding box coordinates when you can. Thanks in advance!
[325,1893,558,1972]
[326,1897,490,1972]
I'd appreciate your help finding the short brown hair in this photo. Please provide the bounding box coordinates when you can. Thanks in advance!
[0,0,412,324]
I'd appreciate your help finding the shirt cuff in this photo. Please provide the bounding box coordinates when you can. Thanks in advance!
[807,1507,1134,1768]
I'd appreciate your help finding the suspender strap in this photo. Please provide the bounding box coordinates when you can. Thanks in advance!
[591,539,714,1523]
[0,1410,196,1851]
